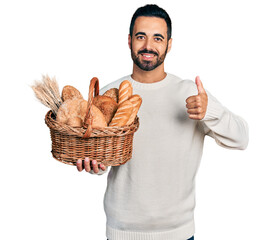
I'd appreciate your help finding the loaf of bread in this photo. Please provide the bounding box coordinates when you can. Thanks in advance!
[61,85,83,101]
[56,98,87,127]
[126,94,142,125]
[103,88,119,103]
[93,95,118,125]
[67,117,83,127]
[89,105,108,128]
[118,80,133,105]
[109,100,133,127]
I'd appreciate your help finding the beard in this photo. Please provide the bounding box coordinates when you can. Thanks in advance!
[131,44,168,71]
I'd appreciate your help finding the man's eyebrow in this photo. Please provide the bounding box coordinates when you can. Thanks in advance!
[135,32,146,36]
[134,32,165,39]
[153,33,164,39]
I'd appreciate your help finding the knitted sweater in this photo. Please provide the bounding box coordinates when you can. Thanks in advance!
[92,73,249,240]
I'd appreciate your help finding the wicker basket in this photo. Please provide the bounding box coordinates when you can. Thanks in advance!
[44,77,140,166]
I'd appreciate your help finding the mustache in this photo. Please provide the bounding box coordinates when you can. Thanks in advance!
[138,49,158,56]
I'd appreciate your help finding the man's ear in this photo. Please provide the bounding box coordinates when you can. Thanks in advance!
[128,34,132,49]
[167,38,172,53]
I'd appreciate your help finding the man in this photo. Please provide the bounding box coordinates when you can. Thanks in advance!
[76,4,249,240]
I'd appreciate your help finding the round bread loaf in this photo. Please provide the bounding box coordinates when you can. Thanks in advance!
[103,88,119,103]
[67,117,83,127]
[62,85,83,101]
[89,105,108,128]
[56,98,84,124]
[56,98,87,127]
[79,99,88,120]
[56,98,107,128]
[93,95,118,125]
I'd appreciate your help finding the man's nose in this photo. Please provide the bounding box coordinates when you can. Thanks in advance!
[143,38,153,50]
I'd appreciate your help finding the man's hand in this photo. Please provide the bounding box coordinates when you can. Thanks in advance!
[76,157,106,173]
[186,76,208,120]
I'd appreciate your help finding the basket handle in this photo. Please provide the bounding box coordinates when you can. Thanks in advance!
[82,77,99,138]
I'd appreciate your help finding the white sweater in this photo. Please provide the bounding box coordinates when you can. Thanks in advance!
[92,73,249,240]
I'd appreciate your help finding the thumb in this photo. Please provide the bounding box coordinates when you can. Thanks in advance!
[195,76,205,94]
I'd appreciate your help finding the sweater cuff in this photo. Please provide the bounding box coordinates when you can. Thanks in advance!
[201,91,225,121]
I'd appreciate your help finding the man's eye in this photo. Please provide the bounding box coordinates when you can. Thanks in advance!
[137,36,145,40]
[155,37,162,42]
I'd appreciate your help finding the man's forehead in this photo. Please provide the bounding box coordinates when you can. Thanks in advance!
[133,16,167,36]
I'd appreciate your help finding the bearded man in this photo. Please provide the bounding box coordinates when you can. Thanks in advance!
[76,4,249,240]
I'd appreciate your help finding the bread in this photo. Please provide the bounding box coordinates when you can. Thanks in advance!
[118,80,133,105]
[126,94,142,125]
[82,104,107,137]
[67,117,83,127]
[56,98,106,128]
[109,100,133,127]
[57,79,141,129]
[89,105,108,128]
[103,88,119,103]
[56,98,84,125]
[79,99,88,120]
[93,95,118,124]
[62,85,83,101]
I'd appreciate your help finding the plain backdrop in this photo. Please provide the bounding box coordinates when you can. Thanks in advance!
[1,0,275,239]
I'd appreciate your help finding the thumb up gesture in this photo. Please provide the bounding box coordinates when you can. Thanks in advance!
[186,76,208,120]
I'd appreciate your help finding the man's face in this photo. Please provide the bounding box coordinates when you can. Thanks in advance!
[129,16,172,71]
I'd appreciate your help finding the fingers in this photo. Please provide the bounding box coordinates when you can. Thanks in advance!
[76,158,92,172]
[76,159,83,172]
[185,76,208,121]
[186,100,200,109]
[186,94,203,104]
[186,95,197,104]
[99,163,106,171]
[186,105,205,120]
[195,76,206,94]
[92,160,99,173]
[76,158,106,173]
[84,157,92,172]
[186,95,202,107]
[186,95,207,120]
[187,107,203,114]
[189,114,205,120]
[91,160,107,173]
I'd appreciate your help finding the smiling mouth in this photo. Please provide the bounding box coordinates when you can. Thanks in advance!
[140,53,156,60]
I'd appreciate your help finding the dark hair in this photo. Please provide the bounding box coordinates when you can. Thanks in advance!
[129,4,172,40]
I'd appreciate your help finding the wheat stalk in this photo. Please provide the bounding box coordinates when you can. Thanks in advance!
[31,74,63,116]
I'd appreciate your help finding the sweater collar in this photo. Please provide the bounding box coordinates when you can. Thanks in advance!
[128,73,172,90]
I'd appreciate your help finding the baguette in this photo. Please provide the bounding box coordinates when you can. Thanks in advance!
[118,80,133,105]
[126,94,142,125]
[109,100,133,127]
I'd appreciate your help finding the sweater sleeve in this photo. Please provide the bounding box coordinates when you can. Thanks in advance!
[200,90,249,150]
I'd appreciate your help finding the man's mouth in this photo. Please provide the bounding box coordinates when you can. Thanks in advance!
[138,50,158,61]
[140,53,155,60]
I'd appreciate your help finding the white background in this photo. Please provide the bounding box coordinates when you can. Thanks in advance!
[1,0,275,239]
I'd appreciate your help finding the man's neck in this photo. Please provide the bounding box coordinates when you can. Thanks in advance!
[131,64,167,83]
